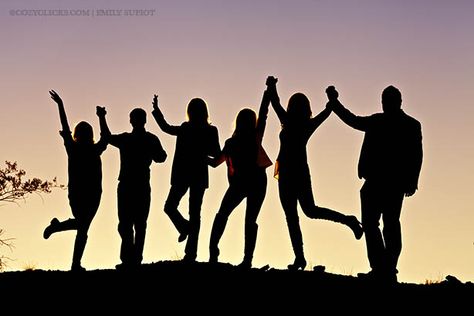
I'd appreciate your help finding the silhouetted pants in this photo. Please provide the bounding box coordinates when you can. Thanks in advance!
[164,184,206,261]
[278,170,350,260]
[210,170,267,263]
[56,194,100,268]
[117,181,151,265]
[360,181,404,275]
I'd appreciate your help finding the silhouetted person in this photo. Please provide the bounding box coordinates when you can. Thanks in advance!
[326,85,423,283]
[267,78,363,271]
[152,95,221,263]
[208,79,273,269]
[43,90,108,272]
[106,108,167,269]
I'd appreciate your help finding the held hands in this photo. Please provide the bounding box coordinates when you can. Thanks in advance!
[266,76,278,90]
[266,76,278,87]
[325,86,339,101]
[325,86,339,110]
[49,90,63,105]
[96,106,106,117]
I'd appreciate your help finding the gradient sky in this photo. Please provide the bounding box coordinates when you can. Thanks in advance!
[1,0,473,284]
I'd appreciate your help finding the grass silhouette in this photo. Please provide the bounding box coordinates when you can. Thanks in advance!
[0,260,472,311]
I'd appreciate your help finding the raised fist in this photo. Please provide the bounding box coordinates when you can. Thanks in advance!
[96,106,107,117]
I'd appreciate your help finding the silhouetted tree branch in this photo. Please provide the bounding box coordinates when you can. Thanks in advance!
[0,229,14,272]
[0,161,64,271]
[0,161,63,204]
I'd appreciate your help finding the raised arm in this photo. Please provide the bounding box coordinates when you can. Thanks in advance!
[309,105,332,133]
[326,86,370,131]
[256,89,271,139]
[49,90,71,133]
[266,76,287,124]
[96,106,111,137]
[151,94,180,136]
[95,106,110,152]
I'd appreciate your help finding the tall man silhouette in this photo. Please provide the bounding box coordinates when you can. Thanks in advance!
[327,85,423,283]
[106,108,167,269]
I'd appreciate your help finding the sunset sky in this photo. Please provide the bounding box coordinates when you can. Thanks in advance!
[1,0,473,284]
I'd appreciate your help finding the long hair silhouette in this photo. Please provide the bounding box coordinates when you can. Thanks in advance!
[73,121,94,144]
[187,98,209,124]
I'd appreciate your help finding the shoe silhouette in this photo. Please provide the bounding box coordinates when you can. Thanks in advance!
[115,262,138,271]
[43,218,60,239]
[313,265,326,273]
[71,264,86,272]
[209,245,219,264]
[237,260,252,270]
[288,257,307,271]
[358,270,398,284]
[178,231,188,243]
[182,255,196,264]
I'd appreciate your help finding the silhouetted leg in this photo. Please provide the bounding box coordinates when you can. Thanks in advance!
[298,176,363,239]
[118,182,134,265]
[72,228,88,271]
[184,185,206,262]
[55,218,78,231]
[164,185,190,240]
[133,185,151,265]
[382,191,404,278]
[70,198,99,271]
[209,185,245,263]
[241,172,267,267]
[360,182,384,273]
[279,177,306,270]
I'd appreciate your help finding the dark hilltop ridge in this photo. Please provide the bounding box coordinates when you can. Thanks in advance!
[1,261,472,311]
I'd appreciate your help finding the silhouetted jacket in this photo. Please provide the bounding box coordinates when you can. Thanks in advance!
[332,101,423,192]
[222,93,272,184]
[61,131,107,202]
[152,111,221,188]
[109,129,167,184]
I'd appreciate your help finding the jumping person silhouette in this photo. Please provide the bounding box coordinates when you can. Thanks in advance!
[152,95,221,263]
[105,107,167,270]
[44,90,109,272]
[326,85,423,283]
[266,78,363,271]
[208,78,273,269]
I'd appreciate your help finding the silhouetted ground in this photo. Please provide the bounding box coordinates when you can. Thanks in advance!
[1,261,472,312]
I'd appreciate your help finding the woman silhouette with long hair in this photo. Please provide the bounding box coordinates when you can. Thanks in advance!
[208,78,273,269]
[266,78,363,271]
[152,95,221,262]
[44,90,109,271]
